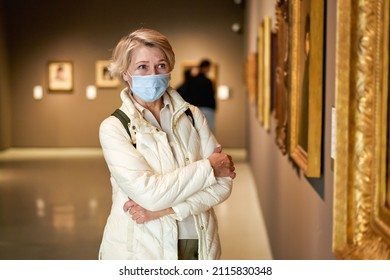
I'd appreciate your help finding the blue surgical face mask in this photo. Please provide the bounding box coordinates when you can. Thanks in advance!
[129,73,170,102]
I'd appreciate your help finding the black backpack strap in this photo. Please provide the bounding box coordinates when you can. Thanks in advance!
[111,109,136,147]
[185,108,195,127]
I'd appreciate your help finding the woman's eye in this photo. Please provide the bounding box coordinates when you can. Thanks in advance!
[137,65,147,70]
[157,63,166,69]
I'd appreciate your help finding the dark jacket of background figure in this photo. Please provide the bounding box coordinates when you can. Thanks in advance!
[177,70,216,110]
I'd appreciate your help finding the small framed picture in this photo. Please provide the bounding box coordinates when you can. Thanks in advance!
[96,60,120,88]
[48,61,73,92]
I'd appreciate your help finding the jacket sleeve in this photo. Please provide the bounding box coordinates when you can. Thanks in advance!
[171,177,232,221]
[99,116,218,212]
[171,106,233,220]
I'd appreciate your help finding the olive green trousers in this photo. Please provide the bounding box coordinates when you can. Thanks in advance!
[178,239,198,260]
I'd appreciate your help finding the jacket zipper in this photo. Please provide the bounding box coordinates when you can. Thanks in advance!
[171,106,207,259]
[171,106,191,165]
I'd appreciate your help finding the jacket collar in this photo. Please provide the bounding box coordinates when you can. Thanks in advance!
[119,87,189,119]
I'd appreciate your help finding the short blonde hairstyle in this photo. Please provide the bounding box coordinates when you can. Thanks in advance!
[109,28,175,83]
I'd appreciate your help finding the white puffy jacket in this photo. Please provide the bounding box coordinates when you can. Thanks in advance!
[98,87,233,260]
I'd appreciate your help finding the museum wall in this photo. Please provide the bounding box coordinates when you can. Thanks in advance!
[0,0,245,148]
[244,0,336,259]
[0,2,11,149]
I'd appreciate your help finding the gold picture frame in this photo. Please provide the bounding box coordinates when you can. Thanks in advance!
[48,61,73,92]
[333,0,390,259]
[257,21,265,126]
[96,60,120,88]
[257,16,272,132]
[288,0,324,177]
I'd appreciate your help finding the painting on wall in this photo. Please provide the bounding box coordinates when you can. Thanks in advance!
[270,31,278,116]
[257,21,264,126]
[333,0,390,259]
[274,0,290,155]
[96,60,120,88]
[48,61,73,92]
[288,0,324,177]
[275,0,290,155]
[387,29,390,211]
[256,16,272,132]
[245,52,258,105]
[263,17,272,132]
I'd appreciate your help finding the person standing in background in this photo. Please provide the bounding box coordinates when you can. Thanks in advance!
[177,59,216,133]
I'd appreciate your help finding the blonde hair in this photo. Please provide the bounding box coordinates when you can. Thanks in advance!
[109,28,175,83]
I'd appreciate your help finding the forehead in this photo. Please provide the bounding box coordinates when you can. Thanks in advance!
[131,45,166,63]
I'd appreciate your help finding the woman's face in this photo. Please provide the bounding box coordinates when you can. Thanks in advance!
[128,45,170,76]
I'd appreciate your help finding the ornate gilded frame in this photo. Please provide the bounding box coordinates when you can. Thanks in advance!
[333,0,390,259]
[257,17,272,131]
[288,0,324,177]
[263,16,272,132]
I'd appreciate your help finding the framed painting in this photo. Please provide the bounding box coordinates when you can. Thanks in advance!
[245,52,258,105]
[333,0,390,259]
[288,0,324,177]
[260,16,272,132]
[96,60,120,88]
[274,0,290,155]
[257,17,272,131]
[48,61,73,92]
[270,31,278,116]
[257,21,265,126]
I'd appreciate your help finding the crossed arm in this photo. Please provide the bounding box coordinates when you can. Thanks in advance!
[124,145,236,224]
[100,106,236,224]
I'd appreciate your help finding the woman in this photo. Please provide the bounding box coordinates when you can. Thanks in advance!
[98,28,236,260]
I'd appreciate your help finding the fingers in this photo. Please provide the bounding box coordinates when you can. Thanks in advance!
[222,154,236,179]
[129,205,142,215]
[123,201,131,212]
[130,206,147,224]
[123,198,137,212]
[214,145,222,153]
[210,152,236,179]
[226,161,236,179]
[123,198,148,224]
[221,154,234,168]
[125,203,148,224]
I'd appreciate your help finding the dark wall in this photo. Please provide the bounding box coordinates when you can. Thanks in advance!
[0,0,11,149]
[2,0,245,147]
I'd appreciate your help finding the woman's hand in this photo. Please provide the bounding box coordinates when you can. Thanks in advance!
[123,198,174,224]
[208,146,236,179]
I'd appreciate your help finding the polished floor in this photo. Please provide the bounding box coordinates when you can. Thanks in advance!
[0,148,272,260]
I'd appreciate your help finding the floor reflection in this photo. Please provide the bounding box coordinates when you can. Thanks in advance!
[0,148,272,260]
[0,149,111,260]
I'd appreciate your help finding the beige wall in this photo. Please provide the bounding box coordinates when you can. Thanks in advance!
[1,0,245,148]
[244,0,336,259]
